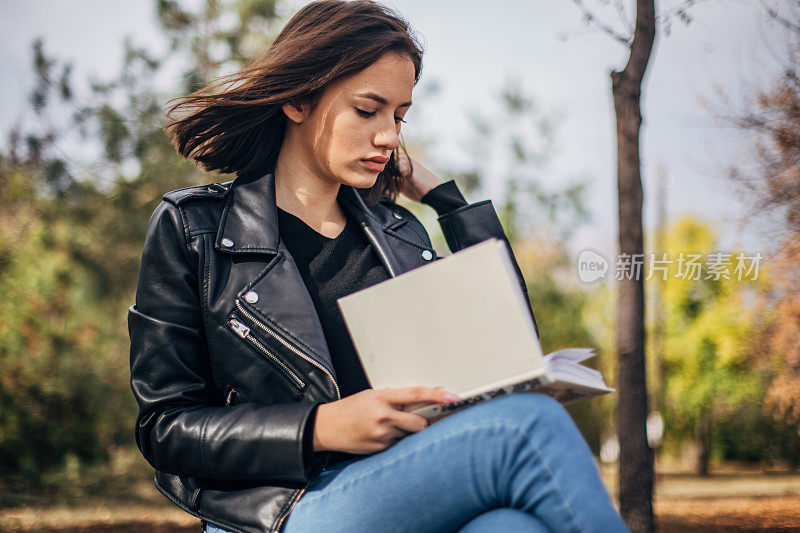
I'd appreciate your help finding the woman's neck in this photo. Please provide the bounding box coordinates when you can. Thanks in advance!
[274,141,346,236]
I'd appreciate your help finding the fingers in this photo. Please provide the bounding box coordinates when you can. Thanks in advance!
[390,410,429,434]
[396,151,412,177]
[379,386,460,407]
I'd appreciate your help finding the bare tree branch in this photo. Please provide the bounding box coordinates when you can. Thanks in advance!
[570,0,632,45]
[614,0,634,31]
[760,0,800,32]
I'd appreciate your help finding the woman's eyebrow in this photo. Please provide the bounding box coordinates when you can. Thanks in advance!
[356,91,412,108]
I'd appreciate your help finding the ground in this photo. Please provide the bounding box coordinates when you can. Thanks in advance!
[637,470,800,531]
[1,451,799,532]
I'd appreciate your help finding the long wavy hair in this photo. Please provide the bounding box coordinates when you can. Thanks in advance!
[164,0,424,206]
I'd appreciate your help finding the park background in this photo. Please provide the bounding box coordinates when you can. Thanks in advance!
[1,0,799,531]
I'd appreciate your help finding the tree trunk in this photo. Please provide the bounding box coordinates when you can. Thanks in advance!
[613,0,657,531]
[696,408,711,477]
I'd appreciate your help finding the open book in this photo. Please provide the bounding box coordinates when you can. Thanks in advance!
[337,238,613,421]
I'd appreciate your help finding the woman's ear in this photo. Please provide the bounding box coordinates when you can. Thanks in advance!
[282,101,308,124]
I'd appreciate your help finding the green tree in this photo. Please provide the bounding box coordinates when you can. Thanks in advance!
[0,166,135,486]
[457,77,588,243]
[519,239,609,453]
[0,0,288,492]
[656,217,763,475]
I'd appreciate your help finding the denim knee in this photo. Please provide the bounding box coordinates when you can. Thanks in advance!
[458,508,551,533]
[463,393,575,438]
[485,392,567,421]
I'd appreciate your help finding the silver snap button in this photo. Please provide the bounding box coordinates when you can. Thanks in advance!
[244,291,259,304]
[421,250,433,261]
[221,238,234,247]
[392,211,402,219]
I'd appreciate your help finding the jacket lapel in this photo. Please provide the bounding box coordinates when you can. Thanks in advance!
[339,184,438,274]
[215,172,334,375]
[338,185,404,277]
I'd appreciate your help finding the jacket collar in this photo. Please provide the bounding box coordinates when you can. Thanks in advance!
[214,171,281,254]
[215,170,402,275]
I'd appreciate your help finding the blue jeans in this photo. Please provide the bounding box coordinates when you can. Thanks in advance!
[203,393,628,532]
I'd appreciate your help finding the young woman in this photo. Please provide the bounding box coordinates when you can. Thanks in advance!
[128,1,628,532]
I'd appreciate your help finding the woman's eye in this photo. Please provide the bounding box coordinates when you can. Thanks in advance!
[355,108,406,124]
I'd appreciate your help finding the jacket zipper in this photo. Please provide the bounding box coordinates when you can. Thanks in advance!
[228,316,306,390]
[232,299,339,532]
[234,300,340,399]
[274,486,306,532]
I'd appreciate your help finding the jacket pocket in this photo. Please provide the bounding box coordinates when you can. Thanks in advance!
[226,312,307,393]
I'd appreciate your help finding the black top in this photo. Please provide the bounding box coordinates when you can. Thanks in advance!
[276,204,385,398]
[276,180,468,465]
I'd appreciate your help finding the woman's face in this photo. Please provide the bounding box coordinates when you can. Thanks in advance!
[283,52,415,189]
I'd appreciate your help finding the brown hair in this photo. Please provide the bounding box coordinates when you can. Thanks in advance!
[164,0,424,206]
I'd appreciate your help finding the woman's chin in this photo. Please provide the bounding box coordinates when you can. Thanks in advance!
[340,169,380,190]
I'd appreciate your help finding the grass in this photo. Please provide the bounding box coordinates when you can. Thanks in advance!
[1,449,799,532]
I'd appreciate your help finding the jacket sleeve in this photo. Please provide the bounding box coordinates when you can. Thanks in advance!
[128,200,322,483]
[419,180,539,336]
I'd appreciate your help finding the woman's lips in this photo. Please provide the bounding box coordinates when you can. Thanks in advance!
[361,159,386,172]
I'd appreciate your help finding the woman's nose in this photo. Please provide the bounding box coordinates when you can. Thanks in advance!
[373,118,400,151]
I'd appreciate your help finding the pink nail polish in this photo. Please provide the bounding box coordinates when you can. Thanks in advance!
[444,393,461,403]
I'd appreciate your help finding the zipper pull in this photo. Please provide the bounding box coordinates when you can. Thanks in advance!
[230,318,250,339]
[224,387,237,407]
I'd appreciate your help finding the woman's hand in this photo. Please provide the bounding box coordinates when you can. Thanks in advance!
[395,150,446,203]
[313,387,460,454]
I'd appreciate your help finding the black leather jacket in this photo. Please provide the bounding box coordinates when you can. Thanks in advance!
[128,170,535,532]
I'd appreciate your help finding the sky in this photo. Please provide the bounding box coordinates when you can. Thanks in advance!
[0,0,791,266]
